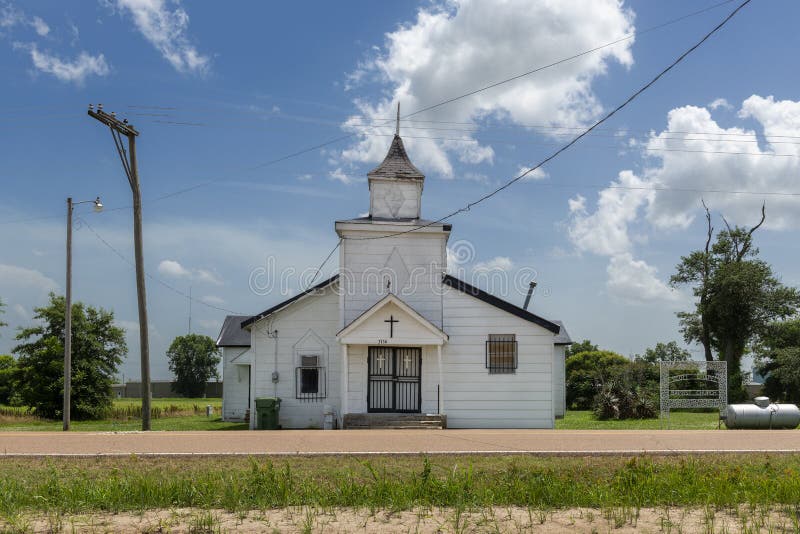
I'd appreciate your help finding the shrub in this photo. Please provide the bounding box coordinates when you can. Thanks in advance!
[565,350,629,410]
[593,381,657,420]
[592,361,659,420]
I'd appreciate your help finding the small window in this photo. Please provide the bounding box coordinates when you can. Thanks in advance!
[296,355,326,401]
[486,334,517,374]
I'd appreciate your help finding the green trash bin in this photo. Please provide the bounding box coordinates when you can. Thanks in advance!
[255,397,281,430]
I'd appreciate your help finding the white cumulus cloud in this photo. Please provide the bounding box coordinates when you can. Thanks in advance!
[0,263,59,292]
[708,97,732,111]
[645,96,800,230]
[338,0,634,177]
[13,42,109,84]
[157,259,191,278]
[157,259,223,285]
[568,170,653,257]
[473,256,514,272]
[567,94,800,304]
[195,269,223,286]
[606,253,678,304]
[114,0,209,74]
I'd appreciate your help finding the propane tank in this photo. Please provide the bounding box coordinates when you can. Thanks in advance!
[724,397,800,429]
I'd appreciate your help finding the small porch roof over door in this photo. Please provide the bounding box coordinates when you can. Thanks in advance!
[336,293,448,346]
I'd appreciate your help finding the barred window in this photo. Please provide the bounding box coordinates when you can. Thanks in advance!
[486,334,517,374]
[296,355,326,401]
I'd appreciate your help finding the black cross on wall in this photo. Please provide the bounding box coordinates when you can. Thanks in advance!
[384,315,399,338]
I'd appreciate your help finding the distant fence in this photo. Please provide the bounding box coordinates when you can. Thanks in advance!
[112,381,223,399]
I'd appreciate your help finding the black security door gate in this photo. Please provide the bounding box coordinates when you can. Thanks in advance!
[368,347,421,413]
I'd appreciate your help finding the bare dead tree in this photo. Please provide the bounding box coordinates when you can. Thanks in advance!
[700,199,714,362]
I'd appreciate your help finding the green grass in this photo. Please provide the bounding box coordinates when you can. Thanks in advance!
[557,410,722,430]
[0,398,248,431]
[0,415,247,431]
[0,454,799,513]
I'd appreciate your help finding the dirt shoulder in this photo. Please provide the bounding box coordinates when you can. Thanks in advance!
[3,506,797,533]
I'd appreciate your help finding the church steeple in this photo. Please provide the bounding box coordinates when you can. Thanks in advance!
[366,103,425,219]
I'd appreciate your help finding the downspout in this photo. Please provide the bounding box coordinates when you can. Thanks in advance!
[250,325,256,430]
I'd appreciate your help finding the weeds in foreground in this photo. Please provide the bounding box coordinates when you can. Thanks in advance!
[2,454,800,515]
[188,510,218,534]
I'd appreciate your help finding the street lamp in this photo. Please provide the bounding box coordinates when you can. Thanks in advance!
[64,196,103,431]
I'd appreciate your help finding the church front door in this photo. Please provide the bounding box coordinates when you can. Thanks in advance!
[367,346,421,413]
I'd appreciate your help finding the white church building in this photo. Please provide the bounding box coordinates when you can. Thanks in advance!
[217,132,572,429]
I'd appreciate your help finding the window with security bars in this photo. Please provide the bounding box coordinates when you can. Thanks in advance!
[486,334,517,374]
[296,355,326,401]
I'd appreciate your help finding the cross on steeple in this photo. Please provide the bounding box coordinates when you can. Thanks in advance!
[384,315,399,338]
[395,102,400,136]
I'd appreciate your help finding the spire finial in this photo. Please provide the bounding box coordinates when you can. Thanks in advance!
[395,102,400,136]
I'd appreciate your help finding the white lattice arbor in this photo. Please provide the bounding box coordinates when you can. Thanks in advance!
[659,360,727,428]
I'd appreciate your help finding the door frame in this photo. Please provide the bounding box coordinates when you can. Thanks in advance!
[367,346,422,413]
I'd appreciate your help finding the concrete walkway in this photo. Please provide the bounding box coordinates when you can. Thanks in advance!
[1,429,799,456]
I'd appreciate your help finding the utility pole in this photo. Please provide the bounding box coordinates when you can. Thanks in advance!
[64,196,102,432]
[87,104,152,431]
[64,198,72,431]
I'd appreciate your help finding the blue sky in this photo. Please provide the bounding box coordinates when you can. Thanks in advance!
[1,0,798,380]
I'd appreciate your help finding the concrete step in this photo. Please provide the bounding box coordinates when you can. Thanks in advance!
[343,413,446,430]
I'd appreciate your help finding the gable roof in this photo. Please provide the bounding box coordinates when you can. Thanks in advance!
[240,275,339,328]
[442,274,561,334]
[552,320,573,345]
[337,293,448,344]
[217,315,251,347]
[367,135,425,181]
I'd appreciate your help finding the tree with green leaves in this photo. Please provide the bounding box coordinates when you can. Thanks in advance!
[755,318,800,404]
[671,204,800,400]
[0,354,15,405]
[565,339,598,358]
[167,334,220,398]
[12,293,126,419]
[0,297,7,330]
[565,350,629,410]
[635,341,691,363]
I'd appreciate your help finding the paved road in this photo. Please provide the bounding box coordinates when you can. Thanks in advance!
[1,429,798,456]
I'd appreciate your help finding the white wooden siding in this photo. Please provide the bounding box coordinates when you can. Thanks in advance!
[441,288,555,429]
[339,232,447,328]
[250,286,341,429]
[553,345,566,418]
[370,180,422,219]
[221,347,250,422]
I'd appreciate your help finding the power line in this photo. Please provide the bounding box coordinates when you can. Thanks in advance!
[72,0,738,207]
[111,0,733,125]
[0,1,760,231]
[76,216,244,315]
[281,131,800,158]
[304,239,341,290]
[144,115,800,147]
[405,0,737,119]
[340,0,754,241]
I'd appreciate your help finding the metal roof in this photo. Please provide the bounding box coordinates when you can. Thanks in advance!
[240,275,339,328]
[442,275,562,334]
[216,315,251,347]
[367,135,425,181]
[552,320,573,345]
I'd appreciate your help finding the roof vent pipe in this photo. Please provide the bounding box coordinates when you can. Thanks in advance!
[523,281,537,310]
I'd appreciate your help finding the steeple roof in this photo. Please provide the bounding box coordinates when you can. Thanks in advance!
[367,134,425,181]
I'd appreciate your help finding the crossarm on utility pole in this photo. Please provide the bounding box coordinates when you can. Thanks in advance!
[87,105,151,431]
